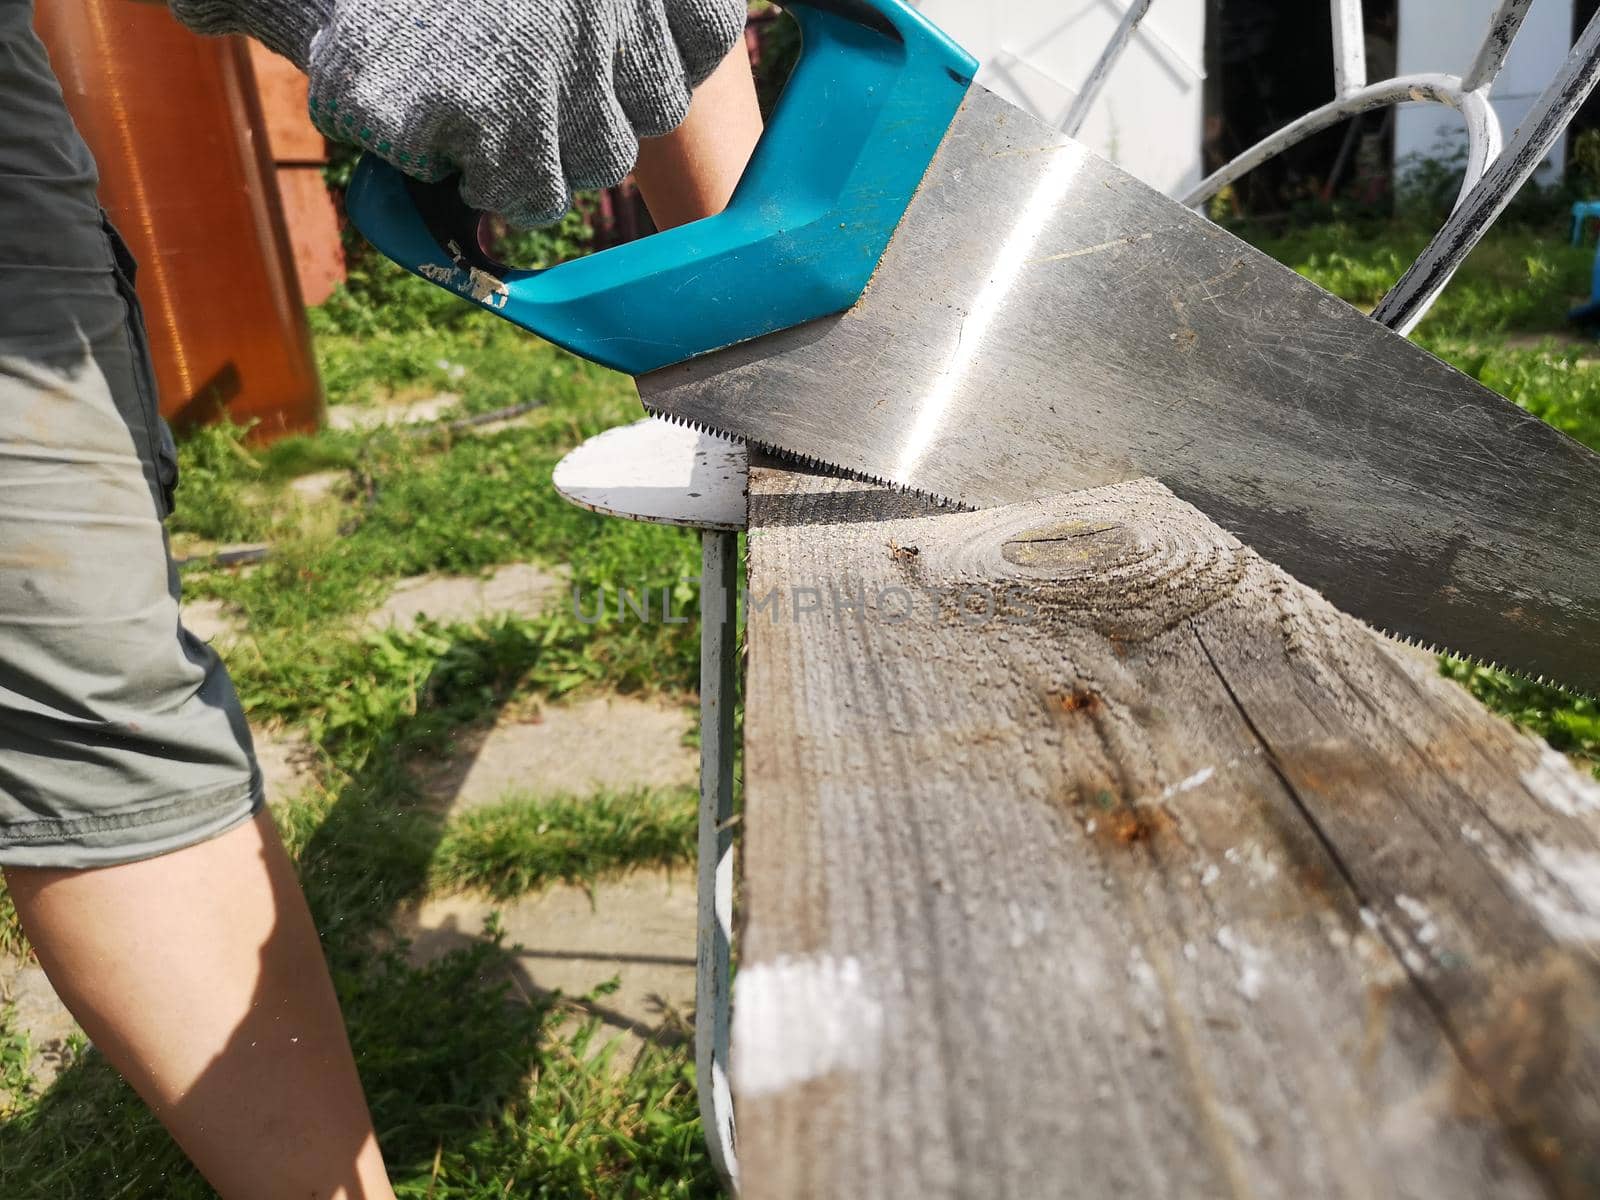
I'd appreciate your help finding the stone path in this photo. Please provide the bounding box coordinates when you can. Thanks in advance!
[0,957,79,1098]
[398,869,698,1056]
[286,469,348,504]
[180,562,570,649]
[253,726,322,804]
[323,393,543,438]
[326,393,461,432]
[366,562,568,632]
[413,695,697,816]
[180,596,239,645]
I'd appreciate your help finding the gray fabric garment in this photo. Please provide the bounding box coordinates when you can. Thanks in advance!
[168,0,748,227]
[0,0,262,868]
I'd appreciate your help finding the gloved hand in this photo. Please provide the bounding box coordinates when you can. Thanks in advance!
[169,0,748,227]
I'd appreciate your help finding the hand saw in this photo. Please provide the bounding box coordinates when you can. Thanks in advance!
[345,0,1600,695]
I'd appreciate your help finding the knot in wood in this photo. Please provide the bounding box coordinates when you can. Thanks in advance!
[1002,520,1134,573]
[981,482,1247,642]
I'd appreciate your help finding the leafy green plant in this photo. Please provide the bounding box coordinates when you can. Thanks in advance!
[166,421,275,544]
[1570,128,1600,200]
[749,3,801,117]
[0,884,24,961]
[0,1007,33,1119]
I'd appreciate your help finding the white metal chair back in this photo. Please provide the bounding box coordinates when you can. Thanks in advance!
[1070,0,1600,333]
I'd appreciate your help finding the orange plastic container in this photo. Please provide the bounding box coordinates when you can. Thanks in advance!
[35,0,323,439]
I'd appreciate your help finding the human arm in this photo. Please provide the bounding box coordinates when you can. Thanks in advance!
[166,0,751,228]
[633,33,763,229]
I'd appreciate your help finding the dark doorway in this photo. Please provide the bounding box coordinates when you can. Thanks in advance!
[1204,0,1399,216]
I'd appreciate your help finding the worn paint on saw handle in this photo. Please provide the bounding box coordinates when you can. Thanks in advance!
[343,0,976,375]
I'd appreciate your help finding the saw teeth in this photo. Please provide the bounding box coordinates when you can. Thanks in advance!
[1362,628,1598,702]
[1439,651,1600,705]
[645,406,1599,699]
[642,404,976,511]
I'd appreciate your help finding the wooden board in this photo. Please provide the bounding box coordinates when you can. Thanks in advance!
[736,461,1600,1199]
[246,41,327,163]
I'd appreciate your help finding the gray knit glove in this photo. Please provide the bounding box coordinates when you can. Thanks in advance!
[169,0,747,227]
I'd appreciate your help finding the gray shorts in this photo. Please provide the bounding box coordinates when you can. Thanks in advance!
[0,0,263,868]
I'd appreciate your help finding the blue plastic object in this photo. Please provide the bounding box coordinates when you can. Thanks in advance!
[1568,201,1600,329]
[1571,199,1600,245]
[344,0,977,375]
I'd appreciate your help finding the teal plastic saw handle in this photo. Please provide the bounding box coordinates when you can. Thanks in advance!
[343,0,975,375]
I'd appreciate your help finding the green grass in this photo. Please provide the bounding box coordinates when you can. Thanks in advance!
[431,788,698,901]
[0,887,22,960]
[0,1006,35,1120]
[1240,220,1594,336]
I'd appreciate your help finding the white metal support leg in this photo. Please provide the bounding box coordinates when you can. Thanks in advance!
[552,417,746,1193]
[696,529,739,1192]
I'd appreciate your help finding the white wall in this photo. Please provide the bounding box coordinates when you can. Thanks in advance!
[1395,0,1574,181]
[912,1,1208,198]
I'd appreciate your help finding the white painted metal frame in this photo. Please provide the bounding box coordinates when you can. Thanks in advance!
[551,419,745,1193]
[1376,7,1600,329]
[1074,0,1600,335]
[695,530,740,1193]
[1183,73,1503,237]
[1063,0,1156,136]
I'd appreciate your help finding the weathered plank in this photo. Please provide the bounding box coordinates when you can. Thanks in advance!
[735,460,1600,1199]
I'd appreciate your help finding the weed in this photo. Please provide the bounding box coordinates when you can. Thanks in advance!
[1239,219,1593,336]
[166,421,275,545]
[0,1006,33,1119]
[0,885,24,960]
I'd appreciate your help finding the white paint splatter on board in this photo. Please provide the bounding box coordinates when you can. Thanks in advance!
[733,955,885,1098]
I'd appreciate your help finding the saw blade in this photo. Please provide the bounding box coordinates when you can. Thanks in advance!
[639,86,1600,696]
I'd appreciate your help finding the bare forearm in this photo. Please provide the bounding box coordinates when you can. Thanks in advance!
[633,37,763,230]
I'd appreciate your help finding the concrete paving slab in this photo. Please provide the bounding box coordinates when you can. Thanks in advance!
[0,957,80,1096]
[326,394,460,432]
[253,725,321,804]
[367,562,568,632]
[286,469,349,503]
[398,869,697,1052]
[181,597,241,646]
[412,695,697,814]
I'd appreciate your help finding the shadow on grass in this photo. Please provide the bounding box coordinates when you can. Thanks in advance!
[0,621,714,1199]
